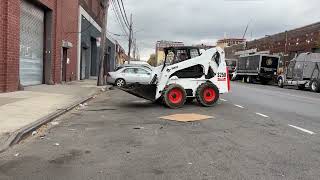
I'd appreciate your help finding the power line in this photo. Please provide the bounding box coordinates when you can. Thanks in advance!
[116,0,130,28]
[107,30,127,37]
[111,0,127,33]
[120,0,130,27]
[112,0,129,34]
[110,0,128,36]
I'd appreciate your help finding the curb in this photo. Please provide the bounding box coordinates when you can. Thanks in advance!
[0,88,107,153]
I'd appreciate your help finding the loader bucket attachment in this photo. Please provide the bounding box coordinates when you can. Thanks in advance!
[118,83,157,101]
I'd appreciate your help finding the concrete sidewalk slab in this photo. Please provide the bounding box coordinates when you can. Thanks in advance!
[0,80,109,152]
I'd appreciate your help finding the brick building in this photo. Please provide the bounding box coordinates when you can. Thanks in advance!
[216,38,246,49]
[115,43,128,65]
[225,22,320,64]
[0,0,117,93]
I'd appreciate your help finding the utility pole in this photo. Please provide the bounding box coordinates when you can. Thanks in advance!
[132,38,136,61]
[97,0,109,86]
[128,14,133,64]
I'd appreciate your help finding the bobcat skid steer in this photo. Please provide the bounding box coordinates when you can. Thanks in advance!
[118,46,230,109]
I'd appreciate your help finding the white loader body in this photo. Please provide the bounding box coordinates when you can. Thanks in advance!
[153,48,230,98]
[119,47,230,108]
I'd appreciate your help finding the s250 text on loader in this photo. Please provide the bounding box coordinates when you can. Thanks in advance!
[116,46,231,108]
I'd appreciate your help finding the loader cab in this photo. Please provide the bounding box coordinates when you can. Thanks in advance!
[164,46,201,65]
[163,46,203,78]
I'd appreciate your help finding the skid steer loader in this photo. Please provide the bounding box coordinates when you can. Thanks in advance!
[118,46,230,108]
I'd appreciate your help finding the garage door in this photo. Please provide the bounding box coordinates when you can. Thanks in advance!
[19,0,44,86]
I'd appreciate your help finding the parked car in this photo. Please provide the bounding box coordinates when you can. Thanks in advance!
[116,63,154,71]
[107,66,153,87]
[234,54,279,84]
[278,53,320,92]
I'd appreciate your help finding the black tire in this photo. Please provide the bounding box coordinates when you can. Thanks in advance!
[278,77,284,88]
[163,84,186,109]
[298,85,305,90]
[186,97,195,103]
[115,78,126,87]
[310,79,320,93]
[196,82,220,107]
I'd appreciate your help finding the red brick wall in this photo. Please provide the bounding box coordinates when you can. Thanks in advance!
[246,22,320,59]
[54,0,79,82]
[0,0,104,92]
[0,0,81,92]
[0,1,20,92]
[0,1,4,92]
[79,0,103,26]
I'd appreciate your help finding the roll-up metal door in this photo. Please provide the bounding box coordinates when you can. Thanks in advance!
[19,0,44,86]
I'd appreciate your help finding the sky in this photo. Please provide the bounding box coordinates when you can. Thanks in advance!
[107,0,320,60]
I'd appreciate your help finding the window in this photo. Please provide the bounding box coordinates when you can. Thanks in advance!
[136,68,149,75]
[166,51,175,64]
[176,50,188,62]
[116,66,124,71]
[190,49,200,58]
[123,68,135,74]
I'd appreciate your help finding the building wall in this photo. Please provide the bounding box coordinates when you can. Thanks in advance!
[0,1,3,91]
[224,43,246,59]
[105,38,116,72]
[225,22,320,64]
[0,0,78,92]
[216,38,246,49]
[0,0,117,92]
[246,22,320,62]
[80,16,101,78]
[0,1,21,92]
[79,0,103,26]
[55,0,79,82]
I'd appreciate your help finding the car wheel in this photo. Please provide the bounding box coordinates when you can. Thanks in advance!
[163,84,186,109]
[310,79,320,92]
[196,82,220,107]
[115,78,126,87]
[278,77,284,88]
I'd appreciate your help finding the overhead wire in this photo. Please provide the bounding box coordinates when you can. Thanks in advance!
[120,0,130,27]
[110,0,129,36]
[116,0,130,28]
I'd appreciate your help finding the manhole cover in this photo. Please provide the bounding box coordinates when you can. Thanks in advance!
[160,113,213,122]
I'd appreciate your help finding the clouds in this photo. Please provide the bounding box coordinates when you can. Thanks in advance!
[108,0,320,60]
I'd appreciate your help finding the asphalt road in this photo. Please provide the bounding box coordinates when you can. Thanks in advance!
[1,82,320,180]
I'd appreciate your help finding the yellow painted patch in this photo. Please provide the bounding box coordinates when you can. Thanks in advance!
[160,113,213,122]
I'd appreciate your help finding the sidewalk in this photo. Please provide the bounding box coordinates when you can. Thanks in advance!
[0,80,109,152]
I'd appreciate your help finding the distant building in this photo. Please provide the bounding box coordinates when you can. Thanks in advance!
[225,22,320,66]
[216,38,246,49]
[155,40,184,65]
[115,43,128,66]
[193,44,215,50]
